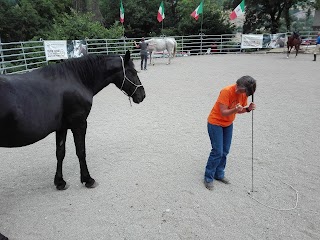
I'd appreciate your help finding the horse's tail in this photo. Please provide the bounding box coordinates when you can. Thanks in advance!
[173,40,177,58]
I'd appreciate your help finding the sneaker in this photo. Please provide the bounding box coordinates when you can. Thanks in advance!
[144,68,147,70]
[215,177,230,184]
[204,180,214,190]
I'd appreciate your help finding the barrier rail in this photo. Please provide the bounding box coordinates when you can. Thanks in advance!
[1,31,318,74]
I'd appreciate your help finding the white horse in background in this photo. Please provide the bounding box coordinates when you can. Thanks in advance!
[145,37,177,65]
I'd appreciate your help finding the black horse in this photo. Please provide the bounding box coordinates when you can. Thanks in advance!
[0,51,145,190]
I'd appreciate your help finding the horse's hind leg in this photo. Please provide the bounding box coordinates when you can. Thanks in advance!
[167,51,171,65]
[287,46,293,58]
[71,121,96,188]
[54,127,68,190]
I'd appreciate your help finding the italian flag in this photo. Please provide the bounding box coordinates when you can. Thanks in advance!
[157,1,165,22]
[120,0,124,23]
[229,0,245,20]
[190,1,203,21]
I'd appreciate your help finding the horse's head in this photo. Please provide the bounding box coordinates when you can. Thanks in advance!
[292,31,300,39]
[118,51,145,104]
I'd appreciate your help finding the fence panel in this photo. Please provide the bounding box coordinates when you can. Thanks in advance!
[1,31,318,75]
[0,40,47,74]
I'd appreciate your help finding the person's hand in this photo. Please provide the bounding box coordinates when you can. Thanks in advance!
[248,102,256,111]
[235,103,243,112]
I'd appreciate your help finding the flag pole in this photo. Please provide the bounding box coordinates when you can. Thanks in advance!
[200,0,204,54]
[200,0,204,35]
[162,20,164,36]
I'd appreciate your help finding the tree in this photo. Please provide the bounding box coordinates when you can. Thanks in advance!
[72,0,104,23]
[0,0,72,42]
[176,0,234,35]
[242,0,312,34]
[41,10,123,40]
[99,0,234,37]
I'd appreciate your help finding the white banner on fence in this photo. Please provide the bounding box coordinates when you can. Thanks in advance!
[241,34,263,49]
[263,33,286,48]
[44,40,68,61]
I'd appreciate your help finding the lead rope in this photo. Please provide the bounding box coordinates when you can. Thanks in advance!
[120,56,132,106]
[248,94,299,211]
[119,56,142,107]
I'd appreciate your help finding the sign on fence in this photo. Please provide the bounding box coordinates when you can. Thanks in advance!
[44,40,68,61]
[241,34,263,49]
[67,40,88,58]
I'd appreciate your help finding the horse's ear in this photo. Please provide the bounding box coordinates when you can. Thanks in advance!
[124,50,131,63]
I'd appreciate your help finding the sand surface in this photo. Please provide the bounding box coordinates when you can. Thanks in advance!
[1,53,319,240]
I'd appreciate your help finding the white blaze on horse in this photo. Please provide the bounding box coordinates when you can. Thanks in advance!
[145,37,177,65]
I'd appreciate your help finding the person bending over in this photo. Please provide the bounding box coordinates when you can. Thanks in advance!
[204,75,257,190]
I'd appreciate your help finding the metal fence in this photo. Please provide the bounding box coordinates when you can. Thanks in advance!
[1,31,318,75]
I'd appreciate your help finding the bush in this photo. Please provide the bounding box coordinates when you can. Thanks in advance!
[39,10,123,40]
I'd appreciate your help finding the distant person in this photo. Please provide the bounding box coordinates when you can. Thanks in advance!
[313,32,320,61]
[134,37,148,70]
[204,76,257,190]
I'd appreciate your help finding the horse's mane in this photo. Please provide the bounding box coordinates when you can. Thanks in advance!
[41,54,124,79]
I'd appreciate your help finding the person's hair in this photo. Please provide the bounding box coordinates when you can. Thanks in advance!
[236,75,256,96]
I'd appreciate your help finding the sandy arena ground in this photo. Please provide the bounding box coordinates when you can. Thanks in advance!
[1,53,320,240]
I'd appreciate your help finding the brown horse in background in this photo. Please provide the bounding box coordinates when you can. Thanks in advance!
[287,34,302,58]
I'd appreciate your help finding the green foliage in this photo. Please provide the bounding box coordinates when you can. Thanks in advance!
[100,0,234,37]
[243,0,313,33]
[40,10,123,40]
[0,0,316,42]
[279,10,314,32]
[171,0,234,36]
[0,0,72,42]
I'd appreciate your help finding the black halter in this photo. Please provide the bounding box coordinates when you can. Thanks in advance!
[119,56,143,106]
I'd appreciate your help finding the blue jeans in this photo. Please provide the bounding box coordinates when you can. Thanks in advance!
[204,123,233,183]
[141,54,147,69]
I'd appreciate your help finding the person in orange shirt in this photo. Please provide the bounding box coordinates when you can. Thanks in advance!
[204,75,257,190]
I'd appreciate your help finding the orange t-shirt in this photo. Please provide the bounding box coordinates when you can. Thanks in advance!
[208,84,248,127]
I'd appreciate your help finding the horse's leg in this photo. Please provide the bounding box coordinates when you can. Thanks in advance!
[71,121,96,188]
[149,51,152,65]
[151,51,155,65]
[287,46,293,58]
[166,48,171,65]
[168,52,172,65]
[54,127,68,190]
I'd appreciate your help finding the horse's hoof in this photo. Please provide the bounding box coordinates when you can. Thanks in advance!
[56,183,69,190]
[0,232,8,240]
[85,179,98,188]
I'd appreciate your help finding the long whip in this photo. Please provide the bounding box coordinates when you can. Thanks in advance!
[251,94,254,193]
[248,94,299,210]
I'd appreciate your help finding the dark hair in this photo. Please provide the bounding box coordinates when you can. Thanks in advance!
[236,75,256,96]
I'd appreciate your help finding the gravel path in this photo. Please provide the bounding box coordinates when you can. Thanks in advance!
[1,53,319,240]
